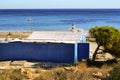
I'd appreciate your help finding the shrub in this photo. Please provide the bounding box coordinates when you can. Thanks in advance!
[0,69,27,80]
[109,63,120,80]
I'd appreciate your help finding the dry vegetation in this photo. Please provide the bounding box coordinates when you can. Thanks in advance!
[0,61,114,80]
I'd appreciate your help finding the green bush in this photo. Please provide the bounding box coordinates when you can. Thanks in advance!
[109,63,120,80]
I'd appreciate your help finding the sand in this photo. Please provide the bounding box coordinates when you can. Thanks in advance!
[0,31,31,41]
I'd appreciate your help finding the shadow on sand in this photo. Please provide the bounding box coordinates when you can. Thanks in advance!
[87,59,117,67]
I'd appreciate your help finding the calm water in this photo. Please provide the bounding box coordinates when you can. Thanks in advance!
[0,9,120,30]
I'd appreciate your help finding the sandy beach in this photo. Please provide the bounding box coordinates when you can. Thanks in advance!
[0,31,31,41]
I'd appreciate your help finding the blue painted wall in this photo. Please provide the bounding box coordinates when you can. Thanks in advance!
[78,43,89,61]
[0,42,89,63]
[0,42,74,63]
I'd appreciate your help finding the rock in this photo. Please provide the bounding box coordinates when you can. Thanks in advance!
[93,71,103,78]
[19,67,26,73]
[0,66,6,69]
[64,67,71,70]
[26,70,32,79]
[64,67,75,71]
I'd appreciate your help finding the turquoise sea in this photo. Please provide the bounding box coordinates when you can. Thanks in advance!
[0,9,120,30]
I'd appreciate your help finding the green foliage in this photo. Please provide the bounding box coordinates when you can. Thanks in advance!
[90,26,120,59]
[109,31,120,57]
[90,26,118,48]
[109,63,120,80]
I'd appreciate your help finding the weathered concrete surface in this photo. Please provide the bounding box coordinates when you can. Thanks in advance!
[27,31,83,42]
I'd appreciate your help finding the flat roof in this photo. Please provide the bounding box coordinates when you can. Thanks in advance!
[27,31,83,43]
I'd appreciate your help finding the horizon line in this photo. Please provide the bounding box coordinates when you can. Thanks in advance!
[0,8,120,10]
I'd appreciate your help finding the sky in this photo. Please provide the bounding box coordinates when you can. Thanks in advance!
[0,0,120,9]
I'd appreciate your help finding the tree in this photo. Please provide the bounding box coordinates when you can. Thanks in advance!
[89,26,119,61]
[108,31,120,57]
